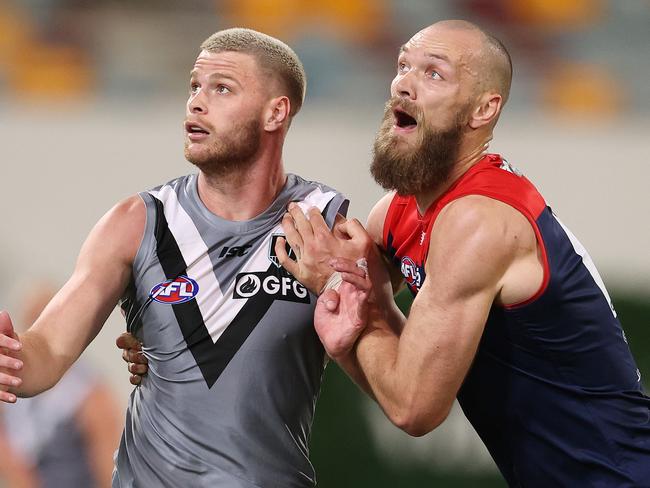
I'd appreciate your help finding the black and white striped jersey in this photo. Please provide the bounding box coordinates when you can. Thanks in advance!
[114,173,347,488]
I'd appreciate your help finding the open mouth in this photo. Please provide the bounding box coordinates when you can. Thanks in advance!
[185,122,210,136]
[393,109,418,129]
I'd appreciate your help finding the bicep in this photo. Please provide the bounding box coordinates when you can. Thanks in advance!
[27,196,145,368]
[395,198,517,404]
[398,274,494,390]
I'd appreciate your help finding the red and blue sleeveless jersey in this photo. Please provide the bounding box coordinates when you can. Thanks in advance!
[383,154,650,486]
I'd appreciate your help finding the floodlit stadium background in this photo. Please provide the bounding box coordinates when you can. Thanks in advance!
[1,1,648,486]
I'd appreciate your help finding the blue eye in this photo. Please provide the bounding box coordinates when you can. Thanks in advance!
[430,70,441,80]
[216,85,231,94]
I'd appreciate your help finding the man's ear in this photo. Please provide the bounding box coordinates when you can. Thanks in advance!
[264,96,291,132]
[468,92,502,129]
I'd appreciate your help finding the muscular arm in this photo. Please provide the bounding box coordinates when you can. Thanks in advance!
[336,196,532,435]
[322,193,405,396]
[3,196,144,399]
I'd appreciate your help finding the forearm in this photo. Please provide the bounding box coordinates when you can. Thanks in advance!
[9,330,72,398]
[354,323,403,415]
[353,309,450,436]
[333,351,376,401]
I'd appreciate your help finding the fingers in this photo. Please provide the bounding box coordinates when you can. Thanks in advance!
[339,271,370,290]
[116,332,141,350]
[330,258,367,278]
[116,333,147,386]
[0,355,23,371]
[336,218,371,242]
[0,371,21,389]
[307,207,331,236]
[128,362,148,375]
[330,258,371,291]
[287,202,314,239]
[274,236,299,277]
[0,312,20,351]
[0,390,17,403]
[0,335,21,351]
[123,348,147,364]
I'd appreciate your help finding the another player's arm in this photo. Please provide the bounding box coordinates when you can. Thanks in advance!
[316,194,406,398]
[76,383,123,488]
[0,196,144,401]
[342,197,520,435]
[0,411,39,487]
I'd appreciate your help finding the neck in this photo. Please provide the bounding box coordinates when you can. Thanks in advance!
[197,142,286,221]
[414,133,492,213]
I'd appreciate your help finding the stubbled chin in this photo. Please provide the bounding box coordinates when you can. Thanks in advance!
[184,145,209,165]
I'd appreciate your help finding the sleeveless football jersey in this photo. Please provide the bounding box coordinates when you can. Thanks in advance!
[383,154,650,486]
[115,173,347,487]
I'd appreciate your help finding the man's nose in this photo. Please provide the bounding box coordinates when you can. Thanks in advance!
[188,92,206,114]
[392,71,416,100]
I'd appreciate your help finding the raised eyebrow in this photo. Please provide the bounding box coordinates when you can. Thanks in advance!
[208,72,241,88]
[188,71,240,85]
[425,52,451,65]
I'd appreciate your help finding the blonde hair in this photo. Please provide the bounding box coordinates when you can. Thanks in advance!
[201,28,306,117]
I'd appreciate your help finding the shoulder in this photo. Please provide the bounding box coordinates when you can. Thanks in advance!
[427,195,534,293]
[84,195,146,266]
[286,173,343,196]
[366,192,396,247]
[435,194,533,242]
[102,195,146,229]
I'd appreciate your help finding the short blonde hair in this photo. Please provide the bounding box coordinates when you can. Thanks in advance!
[201,28,306,117]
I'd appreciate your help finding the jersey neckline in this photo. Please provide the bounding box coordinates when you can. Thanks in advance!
[185,173,301,235]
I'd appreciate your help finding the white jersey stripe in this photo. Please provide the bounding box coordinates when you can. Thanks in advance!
[151,185,338,344]
[150,186,234,343]
[554,214,617,318]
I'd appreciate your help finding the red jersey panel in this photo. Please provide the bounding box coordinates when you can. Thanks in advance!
[382,154,650,486]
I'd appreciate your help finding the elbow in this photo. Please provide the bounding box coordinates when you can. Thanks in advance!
[388,402,453,437]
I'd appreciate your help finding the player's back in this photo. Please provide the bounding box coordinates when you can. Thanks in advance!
[384,154,650,487]
[115,173,347,488]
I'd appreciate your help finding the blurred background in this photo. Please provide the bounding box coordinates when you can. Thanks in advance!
[0,0,648,486]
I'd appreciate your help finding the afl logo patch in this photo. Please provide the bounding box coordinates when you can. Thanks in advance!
[150,276,199,304]
[400,256,422,289]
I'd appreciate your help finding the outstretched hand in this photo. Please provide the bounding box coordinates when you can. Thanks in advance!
[314,258,371,360]
[0,311,23,403]
[275,203,373,294]
[116,332,148,386]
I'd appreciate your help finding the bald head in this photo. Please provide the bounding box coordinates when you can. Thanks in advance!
[418,20,512,105]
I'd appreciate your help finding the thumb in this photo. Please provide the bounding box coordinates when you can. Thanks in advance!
[317,289,340,312]
[0,311,16,337]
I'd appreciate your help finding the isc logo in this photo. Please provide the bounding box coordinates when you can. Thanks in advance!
[150,276,200,304]
[233,272,310,304]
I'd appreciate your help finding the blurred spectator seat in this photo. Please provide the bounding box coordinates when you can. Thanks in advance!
[219,0,388,44]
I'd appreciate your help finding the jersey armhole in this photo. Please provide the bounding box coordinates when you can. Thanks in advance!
[322,194,349,227]
[382,194,402,249]
[131,192,158,282]
[444,191,551,309]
